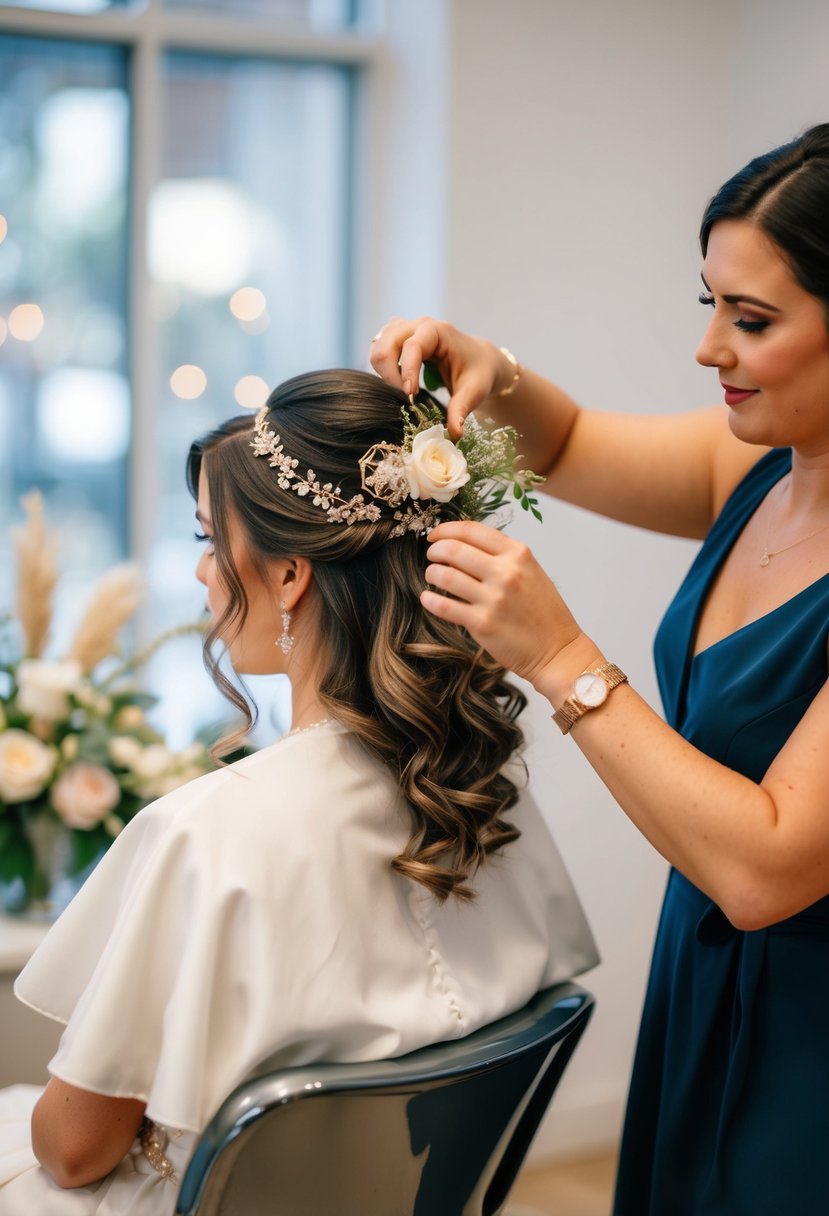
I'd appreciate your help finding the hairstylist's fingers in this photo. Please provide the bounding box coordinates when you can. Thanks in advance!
[420,586,479,631]
[369,315,450,396]
[368,315,409,390]
[427,519,515,555]
[425,543,541,626]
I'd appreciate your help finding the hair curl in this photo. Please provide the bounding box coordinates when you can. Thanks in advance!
[186,369,527,901]
[700,123,829,320]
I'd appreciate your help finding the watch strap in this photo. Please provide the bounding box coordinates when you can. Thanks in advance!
[552,661,628,735]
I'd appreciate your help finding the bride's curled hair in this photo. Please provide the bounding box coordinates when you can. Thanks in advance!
[187,369,527,901]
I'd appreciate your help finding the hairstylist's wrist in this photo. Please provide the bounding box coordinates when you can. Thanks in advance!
[485,342,522,400]
[532,633,607,708]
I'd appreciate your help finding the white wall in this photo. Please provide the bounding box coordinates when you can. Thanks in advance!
[436,0,829,1163]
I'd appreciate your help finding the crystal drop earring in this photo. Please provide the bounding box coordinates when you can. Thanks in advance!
[276,600,294,655]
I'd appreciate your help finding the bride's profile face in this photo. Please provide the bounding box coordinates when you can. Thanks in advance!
[194,470,286,675]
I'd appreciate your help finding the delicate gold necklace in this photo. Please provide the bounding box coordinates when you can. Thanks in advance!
[759,481,829,566]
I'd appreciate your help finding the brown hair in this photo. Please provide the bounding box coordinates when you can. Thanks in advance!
[187,369,526,901]
[700,123,829,319]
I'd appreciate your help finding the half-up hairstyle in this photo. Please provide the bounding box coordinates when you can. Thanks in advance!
[187,369,527,902]
[700,123,829,320]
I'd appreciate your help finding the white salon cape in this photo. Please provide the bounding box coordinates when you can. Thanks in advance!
[0,721,597,1215]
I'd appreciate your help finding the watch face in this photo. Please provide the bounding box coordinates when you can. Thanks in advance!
[573,672,609,708]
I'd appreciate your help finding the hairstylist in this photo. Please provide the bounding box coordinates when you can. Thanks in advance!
[371,124,829,1216]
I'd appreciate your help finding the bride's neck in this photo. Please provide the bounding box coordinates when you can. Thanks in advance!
[286,648,330,732]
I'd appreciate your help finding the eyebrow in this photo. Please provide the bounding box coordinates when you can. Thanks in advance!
[700,273,781,313]
[195,509,213,528]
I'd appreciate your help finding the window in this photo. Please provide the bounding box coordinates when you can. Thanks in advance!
[0,35,129,632]
[0,1,381,743]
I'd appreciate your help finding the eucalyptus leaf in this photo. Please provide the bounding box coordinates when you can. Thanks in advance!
[0,819,35,891]
[70,827,108,878]
[423,362,445,392]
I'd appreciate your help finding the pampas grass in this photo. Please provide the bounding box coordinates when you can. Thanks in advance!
[13,492,58,659]
[67,563,144,674]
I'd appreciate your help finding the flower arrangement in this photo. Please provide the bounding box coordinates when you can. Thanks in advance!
[0,493,214,917]
[401,395,544,523]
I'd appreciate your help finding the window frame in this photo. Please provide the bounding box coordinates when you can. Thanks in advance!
[0,0,386,577]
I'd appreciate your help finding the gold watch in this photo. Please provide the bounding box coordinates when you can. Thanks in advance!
[552,662,628,734]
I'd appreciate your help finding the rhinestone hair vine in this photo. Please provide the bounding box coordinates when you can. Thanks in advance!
[250,393,544,536]
[250,406,441,536]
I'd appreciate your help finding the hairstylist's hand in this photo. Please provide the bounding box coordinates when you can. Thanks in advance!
[369,317,516,439]
[422,521,593,694]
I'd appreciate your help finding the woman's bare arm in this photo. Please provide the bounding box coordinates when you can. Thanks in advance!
[31,1077,145,1188]
[370,317,766,539]
[420,521,829,931]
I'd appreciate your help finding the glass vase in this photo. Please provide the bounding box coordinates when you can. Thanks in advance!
[1,814,104,921]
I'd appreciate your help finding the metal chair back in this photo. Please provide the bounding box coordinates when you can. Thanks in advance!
[176,981,594,1216]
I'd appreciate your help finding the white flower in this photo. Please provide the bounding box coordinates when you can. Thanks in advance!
[51,762,121,830]
[16,659,83,721]
[0,729,56,803]
[403,424,470,502]
[108,736,144,769]
[130,744,174,780]
[151,764,205,798]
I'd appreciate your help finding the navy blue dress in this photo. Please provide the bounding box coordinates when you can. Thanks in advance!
[613,447,829,1216]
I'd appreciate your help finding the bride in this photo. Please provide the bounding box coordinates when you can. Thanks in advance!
[0,369,597,1214]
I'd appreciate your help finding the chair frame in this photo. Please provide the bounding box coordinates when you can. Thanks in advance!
[176,981,594,1216]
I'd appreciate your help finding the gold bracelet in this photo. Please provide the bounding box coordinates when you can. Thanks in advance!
[496,347,521,397]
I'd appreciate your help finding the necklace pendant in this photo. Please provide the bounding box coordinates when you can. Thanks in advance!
[759,552,771,567]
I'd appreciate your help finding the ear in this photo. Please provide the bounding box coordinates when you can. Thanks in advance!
[273,557,314,612]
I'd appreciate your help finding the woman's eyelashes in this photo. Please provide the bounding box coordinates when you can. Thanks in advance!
[697,292,770,333]
[194,531,215,551]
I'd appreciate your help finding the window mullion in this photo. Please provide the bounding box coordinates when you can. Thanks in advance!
[127,24,162,628]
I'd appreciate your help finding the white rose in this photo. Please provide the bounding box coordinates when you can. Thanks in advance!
[152,764,206,797]
[403,424,470,503]
[130,744,173,780]
[16,659,83,721]
[108,736,144,769]
[51,762,121,830]
[0,729,56,803]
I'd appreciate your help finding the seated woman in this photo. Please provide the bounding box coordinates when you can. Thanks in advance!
[0,369,597,1215]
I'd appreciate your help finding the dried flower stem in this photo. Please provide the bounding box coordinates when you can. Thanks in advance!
[67,564,144,674]
[99,620,208,689]
[13,492,58,659]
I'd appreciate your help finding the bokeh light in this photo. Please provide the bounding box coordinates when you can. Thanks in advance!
[8,303,45,341]
[0,318,6,348]
[0,215,7,244]
[170,364,207,399]
[229,286,267,322]
[149,180,255,296]
[234,374,269,410]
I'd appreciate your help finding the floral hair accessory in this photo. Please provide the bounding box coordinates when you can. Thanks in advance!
[250,393,543,535]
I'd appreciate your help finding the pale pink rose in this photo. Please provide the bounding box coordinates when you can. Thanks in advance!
[403,424,470,502]
[51,762,121,830]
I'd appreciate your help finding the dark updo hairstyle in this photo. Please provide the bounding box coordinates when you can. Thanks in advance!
[186,369,526,902]
[700,123,829,320]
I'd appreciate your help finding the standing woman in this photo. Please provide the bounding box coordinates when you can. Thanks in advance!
[371,124,829,1215]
